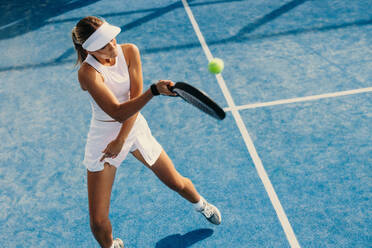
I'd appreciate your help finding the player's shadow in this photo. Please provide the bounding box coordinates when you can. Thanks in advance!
[155,228,214,248]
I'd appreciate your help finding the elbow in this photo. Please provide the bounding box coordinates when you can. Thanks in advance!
[111,111,125,123]
[110,105,129,123]
[112,115,124,123]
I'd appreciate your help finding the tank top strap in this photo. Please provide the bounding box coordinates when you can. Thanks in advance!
[84,54,105,74]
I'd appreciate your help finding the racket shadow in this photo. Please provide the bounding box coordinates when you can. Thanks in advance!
[155,228,214,248]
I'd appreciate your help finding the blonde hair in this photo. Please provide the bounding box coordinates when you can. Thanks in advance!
[71,16,104,65]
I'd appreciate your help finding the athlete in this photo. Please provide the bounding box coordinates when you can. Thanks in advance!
[71,16,221,248]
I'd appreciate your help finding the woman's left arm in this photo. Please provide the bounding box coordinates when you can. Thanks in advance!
[101,44,144,161]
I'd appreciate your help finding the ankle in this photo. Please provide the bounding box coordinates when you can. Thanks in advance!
[193,196,206,211]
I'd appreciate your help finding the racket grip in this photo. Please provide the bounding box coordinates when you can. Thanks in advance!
[167,85,178,97]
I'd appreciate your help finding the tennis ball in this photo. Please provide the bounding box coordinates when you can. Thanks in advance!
[208,58,224,74]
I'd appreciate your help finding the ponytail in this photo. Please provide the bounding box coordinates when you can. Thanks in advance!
[71,27,88,65]
[71,16,104,66]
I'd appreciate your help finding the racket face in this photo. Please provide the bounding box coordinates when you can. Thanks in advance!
[172,82,225,120]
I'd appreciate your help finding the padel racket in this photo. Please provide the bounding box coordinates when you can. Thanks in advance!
[168,82,225,120]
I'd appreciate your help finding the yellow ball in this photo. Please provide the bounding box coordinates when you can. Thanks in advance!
[208,58,224,74]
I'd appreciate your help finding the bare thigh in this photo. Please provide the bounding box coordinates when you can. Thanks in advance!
[87,163,117,222]
[131,149,183,187]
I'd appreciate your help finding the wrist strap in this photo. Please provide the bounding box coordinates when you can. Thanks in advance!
[151,84,160,96]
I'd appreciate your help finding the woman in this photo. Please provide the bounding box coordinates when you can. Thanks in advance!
[72,16,221,248]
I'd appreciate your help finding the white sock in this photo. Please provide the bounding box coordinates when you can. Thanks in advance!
[193,196,205,211]
[110,240,115,248]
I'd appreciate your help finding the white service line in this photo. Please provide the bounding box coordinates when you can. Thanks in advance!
[181,1,301,247]
[224,87,372,112]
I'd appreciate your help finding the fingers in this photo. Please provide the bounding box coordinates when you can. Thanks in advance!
[157,79,173,85]
[100,154,107,162]
[100,140,123,162]
[100,152,111,162]
[100,152,118,162]
[156,80,177,96]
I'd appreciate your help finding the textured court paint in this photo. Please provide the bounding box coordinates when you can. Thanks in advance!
[0,0,286,247]
[189,0,371,106]
[0,0,371,247]
[240,95,372,247]
[182,1,300,247]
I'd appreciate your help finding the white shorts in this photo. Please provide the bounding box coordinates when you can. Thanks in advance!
[83,113,162,172]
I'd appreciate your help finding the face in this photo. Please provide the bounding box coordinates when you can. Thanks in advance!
[90,38,118,60]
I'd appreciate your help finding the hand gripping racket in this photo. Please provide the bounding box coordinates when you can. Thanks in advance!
[168,82,226,120]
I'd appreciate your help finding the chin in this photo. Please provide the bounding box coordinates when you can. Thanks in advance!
[110,51,118,58]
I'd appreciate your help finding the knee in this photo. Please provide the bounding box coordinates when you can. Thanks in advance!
[169,177,189,193]
[90,216,109,232]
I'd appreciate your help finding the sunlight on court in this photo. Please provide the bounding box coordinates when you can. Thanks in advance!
[0,0,371,247]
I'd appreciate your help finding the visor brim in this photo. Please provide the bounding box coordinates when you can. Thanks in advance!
[82,23,121,52]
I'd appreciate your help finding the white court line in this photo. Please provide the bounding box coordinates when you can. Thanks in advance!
[224,87,372,112]
[181,1,301,247]
[0,18,25,30]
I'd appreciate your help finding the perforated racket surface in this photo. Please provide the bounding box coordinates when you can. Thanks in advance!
[169,82,225,120]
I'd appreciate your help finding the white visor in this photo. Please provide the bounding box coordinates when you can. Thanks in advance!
[82,22,121,51]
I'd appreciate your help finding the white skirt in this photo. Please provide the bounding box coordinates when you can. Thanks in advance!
[83,113,162,172]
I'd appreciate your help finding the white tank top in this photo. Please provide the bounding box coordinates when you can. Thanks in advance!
[84,45,130,121]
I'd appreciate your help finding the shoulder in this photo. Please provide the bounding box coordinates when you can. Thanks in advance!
[121,43,140,55]
[78,63,102,91]
[120,43,140,67]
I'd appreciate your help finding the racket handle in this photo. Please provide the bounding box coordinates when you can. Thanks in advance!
[167,85,178,97]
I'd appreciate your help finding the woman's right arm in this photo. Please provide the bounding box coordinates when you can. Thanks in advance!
[78,64,173,123]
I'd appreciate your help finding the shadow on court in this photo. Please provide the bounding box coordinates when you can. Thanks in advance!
[155,228,214,248]
[46,0,245,25]
[1,0,371,72]
[0,0,100,40]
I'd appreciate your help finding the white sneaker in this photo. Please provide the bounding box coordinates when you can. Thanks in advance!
[197,197,222,225]
[112,238,124,248]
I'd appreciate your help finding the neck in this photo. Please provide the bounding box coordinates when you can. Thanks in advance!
[104,58,113,64]
[92,55,115,66]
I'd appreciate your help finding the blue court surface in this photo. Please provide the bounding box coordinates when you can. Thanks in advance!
[0,0,371,247]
